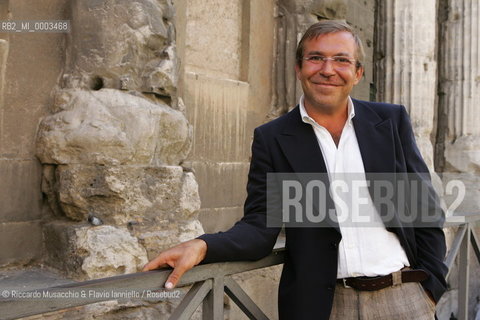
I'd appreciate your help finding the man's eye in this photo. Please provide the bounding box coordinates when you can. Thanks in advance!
[333,57,351,63]
[308,56,324,61]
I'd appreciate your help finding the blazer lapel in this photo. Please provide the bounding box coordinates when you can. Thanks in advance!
[275,107,327,174]
[352,99,395,173]
[352,99,402,226]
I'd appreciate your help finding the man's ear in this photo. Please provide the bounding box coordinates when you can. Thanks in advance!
[295,64,301,80]
[354,66,364,85]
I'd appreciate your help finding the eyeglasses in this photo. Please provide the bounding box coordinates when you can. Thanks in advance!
[303,55,357,68]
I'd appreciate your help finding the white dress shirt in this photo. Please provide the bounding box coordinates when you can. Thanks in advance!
[299,95,410,278]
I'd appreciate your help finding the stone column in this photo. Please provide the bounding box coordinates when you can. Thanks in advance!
[437,0,480,214]
[438,0,480,174]
[375,0,437,168]
[36,0,204,281]
[435,2,480,319]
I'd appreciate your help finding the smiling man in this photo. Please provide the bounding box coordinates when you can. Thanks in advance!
[144,20,447,320]
[296,30,362,112]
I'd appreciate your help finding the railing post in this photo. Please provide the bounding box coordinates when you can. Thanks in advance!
[169,280,212,320]
[202,276,224,320]
[224,276,269,320]
[445,224,468,278]
[458,223,471,320]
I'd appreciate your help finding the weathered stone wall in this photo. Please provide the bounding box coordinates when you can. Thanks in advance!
[177,0,276,234]
[0,0,68,267]
[1,0,206,318]
[34,0,204,283]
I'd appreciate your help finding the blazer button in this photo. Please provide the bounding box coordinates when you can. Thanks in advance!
[327,286,334,291]
[331,242,338,249]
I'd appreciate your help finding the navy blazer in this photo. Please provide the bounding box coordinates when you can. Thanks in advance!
[199,99,447,320]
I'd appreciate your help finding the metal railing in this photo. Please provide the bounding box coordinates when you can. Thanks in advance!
[0,215,479,320]
[0,245,285,320]
[444,214,480,320]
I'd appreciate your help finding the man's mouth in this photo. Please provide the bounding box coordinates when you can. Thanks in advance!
[312,82,340,87]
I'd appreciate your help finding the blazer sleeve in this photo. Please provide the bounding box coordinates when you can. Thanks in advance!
[198,127,281,263]
[397,105,448,302]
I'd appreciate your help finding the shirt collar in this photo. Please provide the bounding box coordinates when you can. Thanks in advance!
[299,95,355,126]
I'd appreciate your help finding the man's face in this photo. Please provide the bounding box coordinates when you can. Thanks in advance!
[295,31,364,114]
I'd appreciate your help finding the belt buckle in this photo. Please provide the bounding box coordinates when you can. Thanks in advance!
[392,270,402,286]
[342,278,352,289]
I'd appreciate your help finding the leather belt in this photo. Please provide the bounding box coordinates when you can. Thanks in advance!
[336,269,429,291]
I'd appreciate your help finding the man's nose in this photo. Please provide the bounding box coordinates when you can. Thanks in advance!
[318,60,336,77]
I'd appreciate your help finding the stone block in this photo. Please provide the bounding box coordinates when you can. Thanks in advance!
[36,89,191,166]
[198,207,243,234]
[54,165,201,227]
[76,225,148,280]
[7,0,69,19]
[43,221,81,276]
[44,221,148,280]
[0,221,43,267]
[309,0,347,20]
[0,159,42,222]
[63,0,175,94]
[185,0,244,79]
[137,219,204,260]
[441,173,480,215]
[445,136,480,173]
[184,74,250,162]
[189,161,249,209]
[142,46,178,96]
[1,1,66,157]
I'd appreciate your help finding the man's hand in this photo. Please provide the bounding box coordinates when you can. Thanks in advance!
[142,239,207,289]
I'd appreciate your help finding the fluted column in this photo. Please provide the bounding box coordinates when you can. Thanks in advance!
[439,0,480,173]
[375,0,437,168]
[437,3,480,318]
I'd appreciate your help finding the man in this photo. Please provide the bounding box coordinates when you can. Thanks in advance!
[144,20,447,319]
